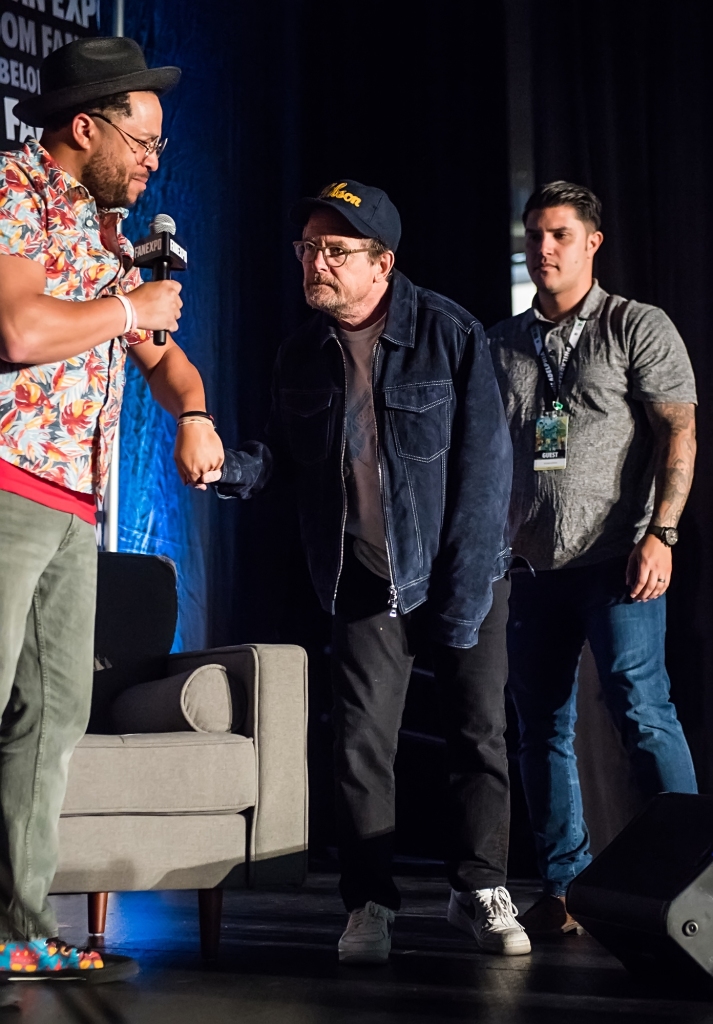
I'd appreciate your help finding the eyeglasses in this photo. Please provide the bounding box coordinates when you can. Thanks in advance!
[293,240,372,268]
[88,112,168,160]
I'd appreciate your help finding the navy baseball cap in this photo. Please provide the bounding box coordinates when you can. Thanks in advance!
[291,179,401,252]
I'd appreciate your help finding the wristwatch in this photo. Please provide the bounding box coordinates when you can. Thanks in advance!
[647,525,679,547]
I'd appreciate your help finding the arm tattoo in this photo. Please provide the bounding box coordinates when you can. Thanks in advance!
[645,402,696,528]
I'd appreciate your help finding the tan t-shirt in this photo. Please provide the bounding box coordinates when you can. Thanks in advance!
[338,314,390,580]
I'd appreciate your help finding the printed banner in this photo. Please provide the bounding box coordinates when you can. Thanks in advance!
[0,0,100,149]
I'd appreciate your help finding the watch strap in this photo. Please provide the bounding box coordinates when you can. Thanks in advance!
[647,525,678,546]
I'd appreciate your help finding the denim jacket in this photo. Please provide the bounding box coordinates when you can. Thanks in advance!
[218,270,512,648]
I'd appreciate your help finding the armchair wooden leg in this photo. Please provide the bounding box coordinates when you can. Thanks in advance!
[88,892,108,936]
[198,888,223,961]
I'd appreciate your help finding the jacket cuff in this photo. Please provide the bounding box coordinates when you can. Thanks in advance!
[213,448,243,499]
[430,613,479,649]
[219,448,243,485]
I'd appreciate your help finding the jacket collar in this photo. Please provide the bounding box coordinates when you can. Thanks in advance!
[381,270,416,347]
[317,269,417,348]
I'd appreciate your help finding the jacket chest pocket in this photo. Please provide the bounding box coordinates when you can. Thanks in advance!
[281,389,334,465]
[384,382,453,462]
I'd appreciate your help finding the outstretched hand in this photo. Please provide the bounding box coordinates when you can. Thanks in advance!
[174,423,224,490]
[626,534,672,602]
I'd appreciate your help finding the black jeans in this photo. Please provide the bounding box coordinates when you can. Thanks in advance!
[332,540,510,912]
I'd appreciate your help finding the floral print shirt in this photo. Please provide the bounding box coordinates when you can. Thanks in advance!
[0,139,150,498]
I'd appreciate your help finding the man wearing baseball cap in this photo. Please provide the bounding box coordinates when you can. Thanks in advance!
[0,38,223,981]
[213,180,528,961]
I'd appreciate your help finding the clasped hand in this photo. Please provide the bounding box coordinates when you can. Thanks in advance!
[174,422,224,490]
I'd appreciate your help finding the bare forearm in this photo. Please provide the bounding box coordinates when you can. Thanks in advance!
[0,254,183,365]
[652,436,695,526]
[647,402,696,528]
[142,344,206,419]
[0,293,125,364]
[138,344,223,486]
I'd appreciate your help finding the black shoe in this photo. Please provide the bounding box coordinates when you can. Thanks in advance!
[519,895,584,937]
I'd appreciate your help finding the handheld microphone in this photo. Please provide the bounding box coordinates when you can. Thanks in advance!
[133,214,188,346]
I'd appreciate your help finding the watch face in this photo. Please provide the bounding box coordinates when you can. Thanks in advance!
[664,528,679,546]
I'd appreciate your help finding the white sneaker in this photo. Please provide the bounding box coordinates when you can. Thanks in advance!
[338,901,395,964]
[448,887,531,955]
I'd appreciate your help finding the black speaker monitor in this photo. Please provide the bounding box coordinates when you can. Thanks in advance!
[567,793,713,984]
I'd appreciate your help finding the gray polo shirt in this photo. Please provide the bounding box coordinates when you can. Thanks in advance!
[486,282,697,571]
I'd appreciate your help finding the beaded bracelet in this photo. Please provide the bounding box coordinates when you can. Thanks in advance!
[177,417,215,427]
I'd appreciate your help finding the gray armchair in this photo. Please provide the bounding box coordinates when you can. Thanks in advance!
[50,554,308,958]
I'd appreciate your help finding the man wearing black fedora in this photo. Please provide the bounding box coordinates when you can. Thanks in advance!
[213,180,530,962]
[0,38,223,981]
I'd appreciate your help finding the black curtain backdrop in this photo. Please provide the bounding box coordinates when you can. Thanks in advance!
[109,0,512,858]
[299,1,512,331]
[529,0,713,790]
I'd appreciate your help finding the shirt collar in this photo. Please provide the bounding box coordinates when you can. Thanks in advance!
[522,280,608,331]
[24,138,88,200]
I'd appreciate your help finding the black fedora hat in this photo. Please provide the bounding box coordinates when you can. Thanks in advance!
[16,37,181,126]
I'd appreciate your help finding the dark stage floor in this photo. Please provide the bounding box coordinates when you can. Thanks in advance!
[2,875,711,1022]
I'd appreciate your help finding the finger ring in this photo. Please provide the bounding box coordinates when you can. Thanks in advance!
[657,577,666,582]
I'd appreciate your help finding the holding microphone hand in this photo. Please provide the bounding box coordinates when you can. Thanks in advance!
[130,280,183,332]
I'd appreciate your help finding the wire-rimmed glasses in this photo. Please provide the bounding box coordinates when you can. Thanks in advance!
[88,112,168,161]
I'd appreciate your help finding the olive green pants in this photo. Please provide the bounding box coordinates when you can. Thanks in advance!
[0,489,96,940]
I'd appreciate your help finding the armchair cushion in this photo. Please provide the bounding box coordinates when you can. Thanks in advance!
[61,733,257,816]
[112,664,233,734]
[53,814,247,892]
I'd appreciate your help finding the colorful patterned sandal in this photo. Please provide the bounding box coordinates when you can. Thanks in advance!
[0,938,138,983]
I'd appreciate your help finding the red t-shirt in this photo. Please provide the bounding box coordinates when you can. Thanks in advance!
[0,459,96,525]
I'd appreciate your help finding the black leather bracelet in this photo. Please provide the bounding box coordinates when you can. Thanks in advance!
[178,410,214,423]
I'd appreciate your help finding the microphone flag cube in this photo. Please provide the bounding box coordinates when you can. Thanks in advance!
[133,230,187,271]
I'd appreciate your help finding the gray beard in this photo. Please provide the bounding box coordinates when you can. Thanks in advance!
[303,280,349,317]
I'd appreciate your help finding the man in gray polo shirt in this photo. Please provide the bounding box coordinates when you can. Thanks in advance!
[487,181,698,936]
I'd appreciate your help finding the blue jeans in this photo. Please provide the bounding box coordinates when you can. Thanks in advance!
[507,556,697,896]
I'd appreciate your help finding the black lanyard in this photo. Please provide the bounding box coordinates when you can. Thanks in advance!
[530,317,586,411]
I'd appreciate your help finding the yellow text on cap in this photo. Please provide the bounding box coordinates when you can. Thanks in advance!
[320,182,362,208]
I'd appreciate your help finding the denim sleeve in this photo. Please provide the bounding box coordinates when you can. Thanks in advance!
[215,441,274,499]
[428,322,513,648]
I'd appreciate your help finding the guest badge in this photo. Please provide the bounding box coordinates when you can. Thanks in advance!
[534,406,569,470]
[530,316,587,473]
